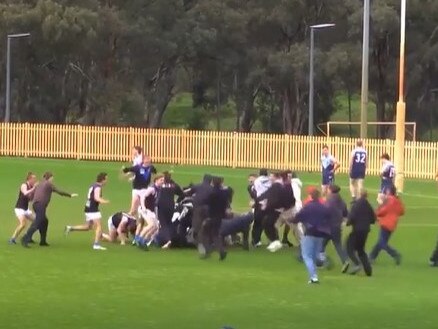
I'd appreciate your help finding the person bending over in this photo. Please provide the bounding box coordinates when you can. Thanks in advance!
[102,212,137,245]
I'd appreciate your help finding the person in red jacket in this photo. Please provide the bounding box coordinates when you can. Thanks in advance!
[369,185,404,265]
[303,186,325,205]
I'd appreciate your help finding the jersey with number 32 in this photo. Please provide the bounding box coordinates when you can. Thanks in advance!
[350,147,367,179]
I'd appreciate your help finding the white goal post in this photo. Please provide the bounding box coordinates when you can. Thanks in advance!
[317,121,417,141]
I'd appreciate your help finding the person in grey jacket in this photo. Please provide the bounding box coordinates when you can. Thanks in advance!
[320,185,349,270]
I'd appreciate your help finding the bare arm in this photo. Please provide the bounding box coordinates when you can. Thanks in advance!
[21,183,36,196]
[94,186,109,204]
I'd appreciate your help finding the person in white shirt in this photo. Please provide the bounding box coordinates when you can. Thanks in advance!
[251,169,271,247]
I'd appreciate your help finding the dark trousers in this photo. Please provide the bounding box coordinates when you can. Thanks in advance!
[369,228,400,260]
[251,206,264,244]
[192,205,208,242]
[220,213,253,250]
[346,231,372,276]
[22,202,48,244]
[323,227,348,263]
[263,210,280,242]
[201,217,224,254]
[430,237,438,263]
[158,206,175,244]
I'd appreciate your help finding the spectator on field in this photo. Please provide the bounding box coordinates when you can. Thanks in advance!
[369,185,404,265]
[251,169,271,247]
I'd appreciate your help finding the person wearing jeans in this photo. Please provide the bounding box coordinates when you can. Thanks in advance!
[369,185,404,265]
[293,189,331,284]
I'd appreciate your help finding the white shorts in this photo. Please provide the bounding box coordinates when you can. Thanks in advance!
[14,208,33,219]
[132,189,147,199]
[107,217,116,231]
[85,212,102,222]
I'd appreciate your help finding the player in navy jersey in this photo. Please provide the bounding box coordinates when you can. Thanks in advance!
[102,212,137,245]
[378,153,396,204]
[321,145,340,196]
[65,173,109,250]
[135,175,165,249]
[9,172,38,244]
[123,155,157,216]
[349,140,367,200]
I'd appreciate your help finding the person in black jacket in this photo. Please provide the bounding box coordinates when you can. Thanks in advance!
[344,190,376,276]
[186,174,213,242]
[199,176,229,260]
[276,171,296,247]
[157,171,184,249]
[259,172,284,253]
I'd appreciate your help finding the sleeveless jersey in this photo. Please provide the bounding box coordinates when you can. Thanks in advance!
[144,185,159,211]
[381,161,395,183]
[321,154,335,178]
[84,183,101,213]
[350,147,367,179]
[111,212,136,229]
[15,183,31,210]
[132,165,154,190]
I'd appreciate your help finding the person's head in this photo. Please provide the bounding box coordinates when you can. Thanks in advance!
[381,153,390,164]
[132,146,143,157]
[359,189,368,199]
[127,220,137,236]
[356,140,364,148]
[322,145,330,156]
[271,172,282,183]
[43,171,54,182]
[259,169,268,177]
[290,171,298,179]
[154,175,165,187]
[310,188,321,201]
[96,172,108,185]
[212,176,222,188]
[163,171,172,183]
[143,154,152,166]
[26,172,37,186]
[328,184,341,195]
[248,174,257,185]
[386,184,397,197]
[280,171,289,183]
[203,174,213,184]
[306,185,317,195]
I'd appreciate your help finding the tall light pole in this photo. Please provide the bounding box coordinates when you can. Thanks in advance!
[4,33,31,123]
[360,0,370,139]
[308,23,335,136]
[394,0,407,192]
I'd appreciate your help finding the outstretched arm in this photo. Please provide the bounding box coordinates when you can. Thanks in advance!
[52,185,76,198]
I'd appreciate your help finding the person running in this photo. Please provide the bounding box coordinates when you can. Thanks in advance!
[293,189,331,284]
[135,175,164,249]
[21,172,77,248]
[321,145,340,196]
[9,172,38,244]
[321,185,349,270]
[369,185,404,265]
[123,155,157,216]
[345,189,375,276]
[378,153,395,204]
[102,212,137,245]
[349,140,367,201]
[65,173,109,250]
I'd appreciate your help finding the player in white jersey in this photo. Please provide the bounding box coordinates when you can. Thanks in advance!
[349,140,367,201]
[321,145,340,196]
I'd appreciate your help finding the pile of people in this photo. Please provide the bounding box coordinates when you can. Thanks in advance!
[7,143,438,283]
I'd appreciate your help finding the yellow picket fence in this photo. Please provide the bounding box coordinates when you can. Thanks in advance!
[0,123,437,179]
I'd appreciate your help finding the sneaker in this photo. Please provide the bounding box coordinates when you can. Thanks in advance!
[93,244,107,250]
[219,251,228,261]
[162,241,172,249]
[267,240,283,253]
[21,239,30,249]
[430,260,438,267]
[8,238,16,245]
[64,226,72,236]
[341,262,350,274]
[349,265,361,275]
[282,240,294,247]
[39,242,50,247]
[253,241,263,248]
[308,278,320,284]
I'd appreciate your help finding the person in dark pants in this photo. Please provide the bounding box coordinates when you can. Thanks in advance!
[157,171,184,249]
[259,172,285,252]
[21,172,77,248]
[199,176,229,260]
[220,212,254,251]
[321,185,349,270]
[252,169,271,247]
[429,239,438,267]
[369,185,404,265]
[345,190,376,276]
[186,174,213,243]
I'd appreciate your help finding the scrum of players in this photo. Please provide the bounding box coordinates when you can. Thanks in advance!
[8,142,438,279]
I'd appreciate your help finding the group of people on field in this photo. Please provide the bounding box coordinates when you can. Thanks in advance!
[8,142,438,282]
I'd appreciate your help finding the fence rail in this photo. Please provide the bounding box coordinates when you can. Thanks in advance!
[1,123,437,180]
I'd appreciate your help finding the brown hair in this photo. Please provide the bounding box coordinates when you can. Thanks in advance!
[96,172,108,183]
[154,174,164,182]
[43,172,53,180]
[133,146,143,154]
[26,172,35,180]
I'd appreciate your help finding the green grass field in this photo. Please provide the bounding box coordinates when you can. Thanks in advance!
[1,157,437,329]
